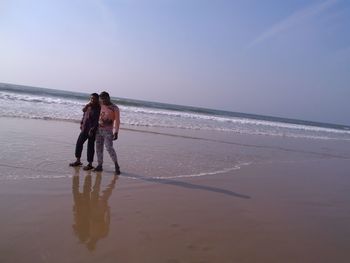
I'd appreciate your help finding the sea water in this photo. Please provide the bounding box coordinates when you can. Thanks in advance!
[1,82,350,141]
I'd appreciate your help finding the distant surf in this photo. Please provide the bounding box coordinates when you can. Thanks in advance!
[1,82,350,141]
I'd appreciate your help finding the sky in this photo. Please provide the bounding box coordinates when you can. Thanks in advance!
[0,0,350,125]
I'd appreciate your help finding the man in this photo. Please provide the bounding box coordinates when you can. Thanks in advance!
[93,91,121,175]
[69,93,101,170]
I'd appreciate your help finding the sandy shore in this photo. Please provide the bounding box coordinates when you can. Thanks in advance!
[0,117,350,263]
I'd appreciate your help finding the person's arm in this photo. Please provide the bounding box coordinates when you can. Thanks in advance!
[113,107,120,140]
[80,112,85,130]
[82,103,90,112]
[89,107,100,136]
[81,103,90,130]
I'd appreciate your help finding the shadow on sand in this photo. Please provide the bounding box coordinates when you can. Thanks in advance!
[121,172,251,199]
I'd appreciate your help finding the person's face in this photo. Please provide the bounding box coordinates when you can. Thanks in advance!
[100,96,109,105]
[90,96,98,105]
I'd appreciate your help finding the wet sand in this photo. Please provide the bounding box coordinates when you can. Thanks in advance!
[0,117,350,263]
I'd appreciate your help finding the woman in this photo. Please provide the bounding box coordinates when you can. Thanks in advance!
[69,93,101,170]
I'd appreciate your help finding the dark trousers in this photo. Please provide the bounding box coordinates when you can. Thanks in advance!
[75,131,96,163]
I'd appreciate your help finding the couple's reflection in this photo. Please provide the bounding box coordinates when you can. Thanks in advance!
[72,167,117,251]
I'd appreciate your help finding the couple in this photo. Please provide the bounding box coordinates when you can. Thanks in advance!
[69,91,121,175]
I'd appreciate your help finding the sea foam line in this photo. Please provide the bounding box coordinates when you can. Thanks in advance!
[2,90,350,136]
[124,162,251,181]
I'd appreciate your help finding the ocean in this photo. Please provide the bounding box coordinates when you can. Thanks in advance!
[1,82,350,141]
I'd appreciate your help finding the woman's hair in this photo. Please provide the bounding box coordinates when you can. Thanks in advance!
[99,91,110,98]
[91,93,99,98]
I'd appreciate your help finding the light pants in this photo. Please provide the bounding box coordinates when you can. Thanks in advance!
[95,129,118,166]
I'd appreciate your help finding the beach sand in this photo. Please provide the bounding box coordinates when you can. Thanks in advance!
[0,117,350,263]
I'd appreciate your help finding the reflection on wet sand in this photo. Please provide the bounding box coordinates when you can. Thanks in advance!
[72,168,117,251]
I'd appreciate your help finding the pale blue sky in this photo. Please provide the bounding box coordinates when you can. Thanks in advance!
[0,0,349,124]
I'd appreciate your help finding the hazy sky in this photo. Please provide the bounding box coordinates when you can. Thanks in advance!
[1,0,349,124]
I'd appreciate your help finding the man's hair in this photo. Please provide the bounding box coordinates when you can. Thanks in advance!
[91,93,99,98]
[100,91,110,99]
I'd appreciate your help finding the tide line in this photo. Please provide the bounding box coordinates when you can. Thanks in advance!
[143,162,251,180]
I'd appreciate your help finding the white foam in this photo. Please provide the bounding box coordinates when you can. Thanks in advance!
[1,174,71,180]
[149,162,251,179]
[122,162,252,181]
[1,90,350,141]
[0,91,84,106]
[121,106,350,135]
